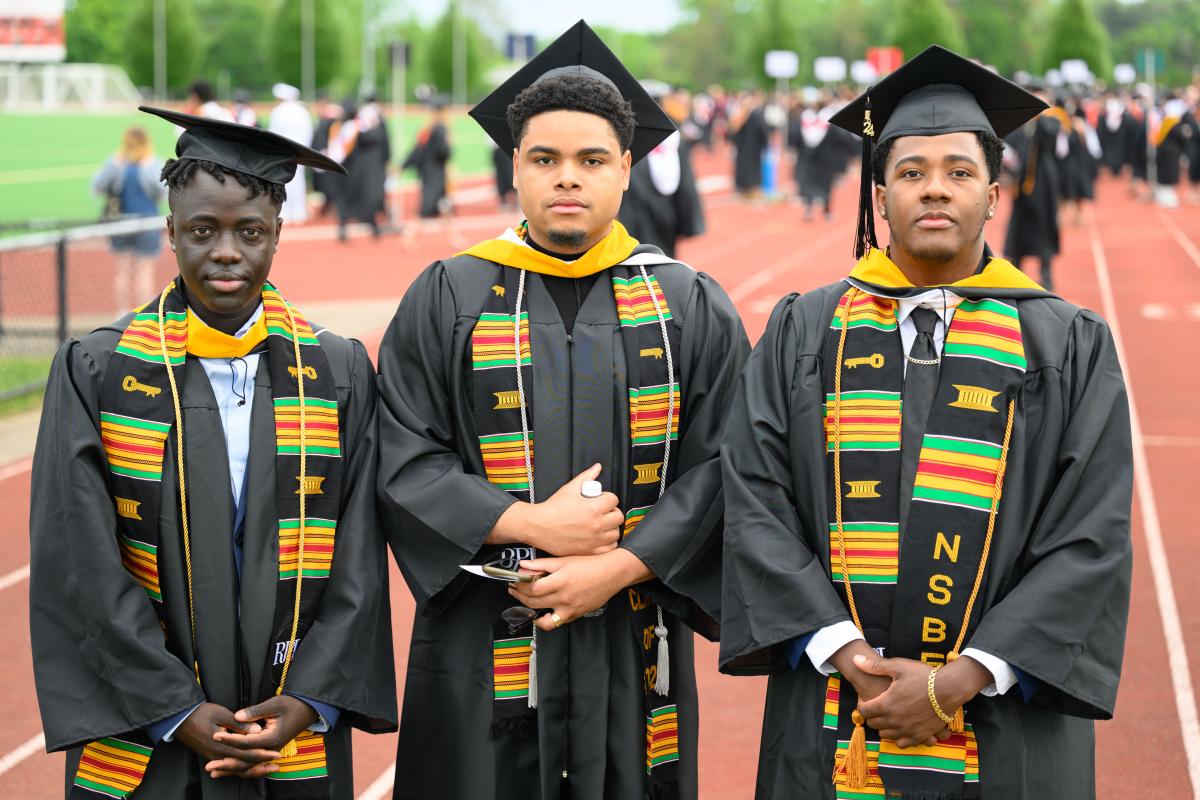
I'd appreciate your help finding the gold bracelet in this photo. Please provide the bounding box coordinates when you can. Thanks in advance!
[927,664,956,725]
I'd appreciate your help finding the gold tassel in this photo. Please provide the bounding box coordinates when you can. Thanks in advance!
[947,652,965,733]
[845,709,870,789]
[278,739,298,759]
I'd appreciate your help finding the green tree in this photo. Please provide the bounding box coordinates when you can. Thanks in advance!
[1099,0,1199,87]
[270,0,345,93]
[424,2,494,101]
[65,0,128,65]
[890,0,966,59]
[748,0,809,87]
[960,0,1040,75]
[661,0,756,89]
[197,0,271,93]
[1043,0,1113,80]
[122,0,203,93]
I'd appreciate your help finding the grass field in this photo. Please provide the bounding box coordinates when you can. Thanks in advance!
[0,108,493,228]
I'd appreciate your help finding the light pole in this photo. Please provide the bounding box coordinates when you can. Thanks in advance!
[153,0,166,101]
[301,0,315,102]
[452,0,466,107]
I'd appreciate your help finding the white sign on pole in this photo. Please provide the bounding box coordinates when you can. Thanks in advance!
[850,60,877,85]
[1113,63,1136,85]
[1060,59,1091,85]
[814,56,848,83]
[765,50,799,80]
[1045,69,1064,88]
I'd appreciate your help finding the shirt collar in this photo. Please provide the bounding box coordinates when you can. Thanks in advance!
[894,289,961,328]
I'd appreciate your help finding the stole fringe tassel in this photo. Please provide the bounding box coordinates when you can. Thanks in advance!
[844,709,870,789]
[528,628,538,708]
[654,607,670,697]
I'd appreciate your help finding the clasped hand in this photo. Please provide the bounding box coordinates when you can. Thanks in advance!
[176,696,317,779]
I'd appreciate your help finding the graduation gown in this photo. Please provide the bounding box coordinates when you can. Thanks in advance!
[377,244,749,800]
[719,271,1132,799]
[30,317,397,799]
[331,121,391,224]
[732,107,769,192]
[618,147,705,259]
[1004,115,1062,262]
[402,122,451,218]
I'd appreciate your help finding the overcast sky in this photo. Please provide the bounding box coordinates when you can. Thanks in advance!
[404,0,686,38]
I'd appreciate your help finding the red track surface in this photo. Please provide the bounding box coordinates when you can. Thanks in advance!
[4,148,1199,798]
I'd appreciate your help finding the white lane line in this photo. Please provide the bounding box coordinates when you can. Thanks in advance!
[0,564,29,592]
[1089,209,1200,797]
[0,731,45,778]
[356,761,395,800]
[0,456,32,483]
[1158,210,1200,275]
[1144,435,1200,448]
[728,223,847,302]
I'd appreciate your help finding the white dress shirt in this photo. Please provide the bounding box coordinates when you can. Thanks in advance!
[806,288,1018,697]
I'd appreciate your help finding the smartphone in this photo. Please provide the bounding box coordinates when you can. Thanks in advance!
[481,564,541,583]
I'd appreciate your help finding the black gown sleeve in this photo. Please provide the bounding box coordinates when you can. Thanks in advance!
[376,263,518,611]
[30,340,204,751]
[283,339,398,733]
[966,310,1133,719]
[718,295,854,675]
[621,273,750,640]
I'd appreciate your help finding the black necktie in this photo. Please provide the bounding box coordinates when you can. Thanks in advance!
[899,308,941,532]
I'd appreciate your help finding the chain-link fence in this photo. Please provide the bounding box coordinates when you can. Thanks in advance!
[0,216,176,402]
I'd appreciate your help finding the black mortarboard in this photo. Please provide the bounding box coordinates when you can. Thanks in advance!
[828,45,1047,258]
[139,105,346,185]
[468,20,676,164]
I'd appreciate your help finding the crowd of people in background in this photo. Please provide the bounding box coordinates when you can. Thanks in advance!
[91,72,1200,283]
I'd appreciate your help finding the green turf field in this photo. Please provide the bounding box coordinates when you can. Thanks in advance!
[0,109,492,228]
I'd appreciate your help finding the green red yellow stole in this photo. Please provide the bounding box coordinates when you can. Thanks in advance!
[469,225,683,795]
[75,280,341,799]
[821,274,1026,799]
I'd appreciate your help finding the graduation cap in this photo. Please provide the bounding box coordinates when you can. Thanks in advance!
[139,105,346,186]
[468,20,676,164]
[828,45,1048,258]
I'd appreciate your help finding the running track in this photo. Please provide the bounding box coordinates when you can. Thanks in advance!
[2,149,1199,798]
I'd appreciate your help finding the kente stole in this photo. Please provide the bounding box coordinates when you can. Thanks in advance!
[822,286,1024,800]
[471,260,684,796]
[76,281,342,800]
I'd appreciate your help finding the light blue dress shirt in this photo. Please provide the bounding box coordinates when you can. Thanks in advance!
[146,304,339,742]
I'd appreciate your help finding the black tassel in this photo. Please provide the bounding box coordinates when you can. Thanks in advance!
[489,715,538,739]
[854,96,879,260]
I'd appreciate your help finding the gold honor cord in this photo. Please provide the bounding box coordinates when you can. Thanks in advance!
[275,300,308,760]
[831,288,870,789]
[158,282,202,685]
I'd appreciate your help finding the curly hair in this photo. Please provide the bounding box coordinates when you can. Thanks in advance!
[160,158,286,209]
[506,74,637,153]
[871,130,1005,186]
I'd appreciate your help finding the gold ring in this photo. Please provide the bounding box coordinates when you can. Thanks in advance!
[550,612,563,629]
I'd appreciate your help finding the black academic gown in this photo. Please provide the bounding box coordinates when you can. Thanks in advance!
[788,122,849,206]
[1156,116,1193,187]
[618,150,706,259]
[719,280,1132,799]
[402,122,451,218]
[1005,116,1062,262]
[30,317,397,799]
[733,107,769,192]
[331,122,391,225]
[377,247,749,800]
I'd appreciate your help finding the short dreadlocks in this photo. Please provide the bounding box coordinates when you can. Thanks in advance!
[160,158,286,209]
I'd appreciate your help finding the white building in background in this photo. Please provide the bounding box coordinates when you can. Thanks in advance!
[0,0,140,111]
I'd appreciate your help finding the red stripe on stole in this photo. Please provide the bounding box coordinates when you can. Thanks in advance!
[650,729,678,744]
[494,664,530,676]
[481,456,528,468]
[918,461,995,485]
[101,437,165,456]
[279,544,333,555]
[950,319,1020,341]
[845,548,899,557]
[122,327,186,344]
[78,754,145,780]
[829,415,900,425]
